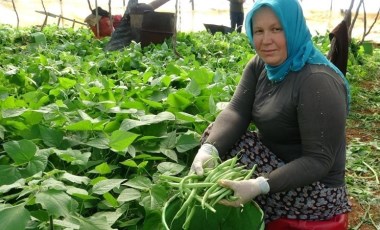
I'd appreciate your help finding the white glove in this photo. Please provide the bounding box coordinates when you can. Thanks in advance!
[190,143,218,176]
[218,176,270,207]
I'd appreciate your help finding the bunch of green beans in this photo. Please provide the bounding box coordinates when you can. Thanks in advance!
[160,156,257,230]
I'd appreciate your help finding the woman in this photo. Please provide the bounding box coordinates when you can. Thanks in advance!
[190,0,351,224]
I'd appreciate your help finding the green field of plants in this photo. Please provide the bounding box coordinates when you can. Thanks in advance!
[0,24,379,230]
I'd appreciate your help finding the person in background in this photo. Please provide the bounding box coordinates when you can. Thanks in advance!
[190,0,351,226]
[84,7,122,39]
[229,0,245,33]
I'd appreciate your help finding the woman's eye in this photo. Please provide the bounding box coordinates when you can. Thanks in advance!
[254,30,263,34]
[273,27,283,32]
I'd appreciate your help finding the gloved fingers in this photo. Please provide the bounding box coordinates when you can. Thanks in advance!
[190,149,216,176]
[190,162,204,176]
[218,198,243,207]
[218,179,253,206]
[218,179,238,190]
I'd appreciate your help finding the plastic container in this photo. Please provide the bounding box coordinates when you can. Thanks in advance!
[362,41,373,55]
[266,213,349,230]
[163,197,264,230]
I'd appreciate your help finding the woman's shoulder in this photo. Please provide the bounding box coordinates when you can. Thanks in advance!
[285,64,348,98]
[296,64,345,84]
[302,63,341,77]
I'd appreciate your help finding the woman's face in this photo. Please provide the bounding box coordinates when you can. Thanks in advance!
[252,7,287,66]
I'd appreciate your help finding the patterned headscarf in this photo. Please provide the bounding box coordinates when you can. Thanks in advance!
[245,0,350,110]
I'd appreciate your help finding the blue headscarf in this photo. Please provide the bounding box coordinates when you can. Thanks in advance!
[245,0,350,110]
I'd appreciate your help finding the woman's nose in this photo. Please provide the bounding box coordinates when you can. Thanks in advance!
[262,31,272,44]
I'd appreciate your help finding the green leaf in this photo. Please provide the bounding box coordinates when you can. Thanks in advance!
[160,131,176,149]
[176,131,200,153]
[136,135,163,142]
[161,75,172,87]
[142,70,154,83]
[0,165,22,186]
[58,77,77,89]
[157,162,186,175]
[65,120,92,130]
[167,91,192,111]
[91,204,129,227]
[139,184,167,211]
[66,186,90,196]
[40,178,67,191]
[52,219,80,229]
[35,189,78,217]
[119,112,175,131]
[95,162,112,174]
[103,192,119,208]
[3,120,28,130]
[39,125,64,147]
[188,67,212,87]
[29,209,49,222]
[90,176,107,185]
[60,172,90,185]
[121,100,146,110]
[140,98,163,109]
[54,149,91,166]
[0,178,25,193]
[120,159,138,168]
[78,110,99,123]
[142,210,162,230]
[165,63,183,76]
[19,149,50,178]
[92,179,126,195]
[109,130,139,151]
[70,193,99,201]
[133,153,160,160]
[22,111,43,125]
[0,204,31,230]
[117,188,141,203]
[123,176,151,190]
[119,217,143,228]
[138,161,148,169]
[141,124,168,138]
[65,120,105,131]
[186,79,201,96]
[149,184,167,207]
[67,215,114,230]
[0,125,5,140]
[86,137,109,149]
[3,139,37,165]
[2,108,27,118]
[159,148,178,162]
[103,119,121,132]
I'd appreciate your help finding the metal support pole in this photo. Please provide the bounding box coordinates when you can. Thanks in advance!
[95,0,100,37]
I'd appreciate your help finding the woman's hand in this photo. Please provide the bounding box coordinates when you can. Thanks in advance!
[190,144,218,176]
[218,176,270,207]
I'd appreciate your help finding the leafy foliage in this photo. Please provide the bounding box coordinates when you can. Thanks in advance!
[0,24,379,229]
[0,24,253,230]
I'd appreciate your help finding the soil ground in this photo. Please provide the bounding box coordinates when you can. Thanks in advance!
[346,77,380,230]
